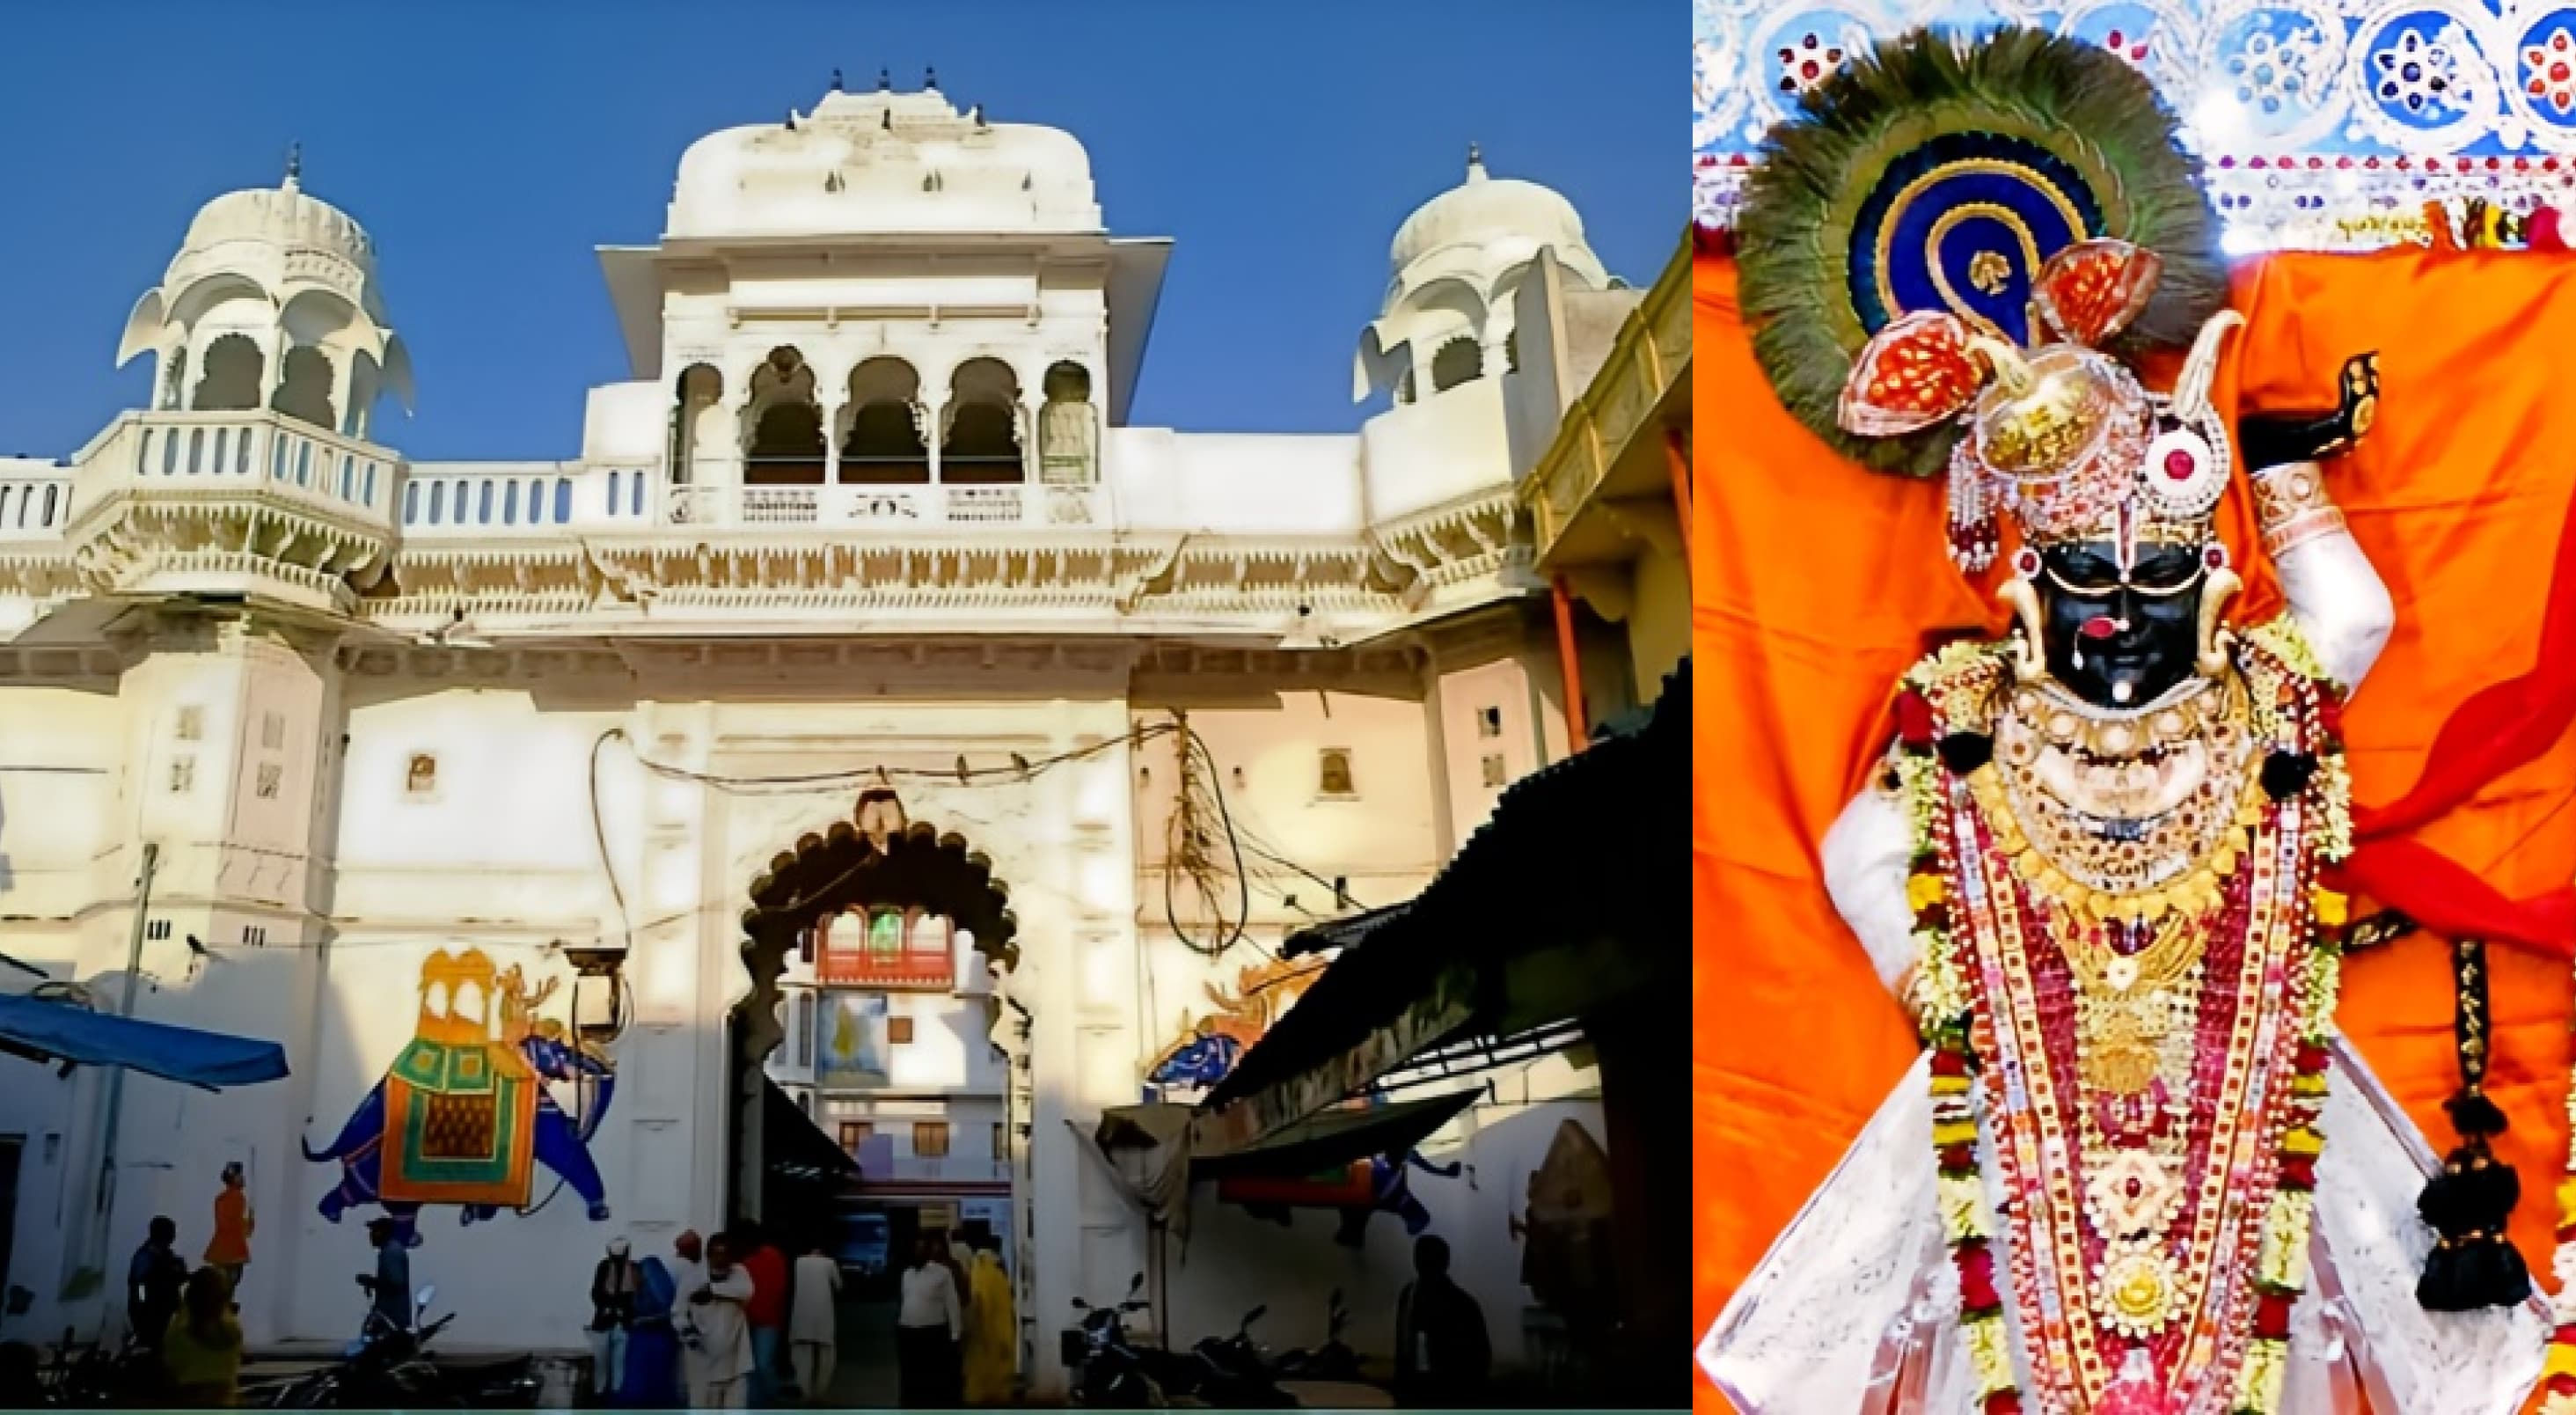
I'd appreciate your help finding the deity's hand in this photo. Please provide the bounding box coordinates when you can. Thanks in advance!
[2237,352,2377,473]
[2236,352,2376,562]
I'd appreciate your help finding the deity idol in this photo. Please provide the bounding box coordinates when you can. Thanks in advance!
[1699,29,2546,1415]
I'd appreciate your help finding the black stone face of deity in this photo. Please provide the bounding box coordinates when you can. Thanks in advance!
[2037,540,2205,711]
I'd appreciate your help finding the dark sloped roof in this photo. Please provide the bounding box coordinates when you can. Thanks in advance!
[1203,658,1688,1111]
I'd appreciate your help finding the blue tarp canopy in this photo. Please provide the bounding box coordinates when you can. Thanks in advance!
[0,991,288,1089]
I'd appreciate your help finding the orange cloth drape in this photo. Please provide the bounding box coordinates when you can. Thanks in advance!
[1694,248,2576,1411]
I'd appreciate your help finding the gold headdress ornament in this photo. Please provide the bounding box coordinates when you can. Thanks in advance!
[1838,238,2243,577]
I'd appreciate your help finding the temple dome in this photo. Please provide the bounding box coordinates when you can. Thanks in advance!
[666,77,1101,239]
[1386,150,1599,290]
[1354,149,1613,403]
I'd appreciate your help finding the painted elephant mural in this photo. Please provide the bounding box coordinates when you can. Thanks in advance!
[304,949,616,1247]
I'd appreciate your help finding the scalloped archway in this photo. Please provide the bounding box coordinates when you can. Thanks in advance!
[727,787,1021,1228]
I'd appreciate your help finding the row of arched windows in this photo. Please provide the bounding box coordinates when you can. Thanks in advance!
[669,350,1098,490]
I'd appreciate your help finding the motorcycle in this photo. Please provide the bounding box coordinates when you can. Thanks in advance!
[1272,1288,1362,1383]
[1066,1273,1181,1408]
[261,1285,538,1410]
[1186,1305,1295,1408]
[42,1330,161,1408]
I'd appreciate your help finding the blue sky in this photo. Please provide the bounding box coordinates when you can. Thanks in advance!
[0,2,1675,460]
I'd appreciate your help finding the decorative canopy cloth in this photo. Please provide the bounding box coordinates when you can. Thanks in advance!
[0,989,289,1089]
[1694,246,2576,1409]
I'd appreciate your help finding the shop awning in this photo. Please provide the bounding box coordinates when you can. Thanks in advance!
[763,1078,862,1184]
[0,991,288,1089]
[1193,1089,1477,1178]
[1093,1089,1481,1233]
[1194,660,1688,1145]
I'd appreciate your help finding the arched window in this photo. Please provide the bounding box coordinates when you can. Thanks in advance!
[743,347,825,486]
[940,357,1023,485]
[192,334,264,412]
[271,346,338,431]
[671,363,721,487]
[1037,363,1098,485]
[1431,336,1483,392]
[842,357,929,485]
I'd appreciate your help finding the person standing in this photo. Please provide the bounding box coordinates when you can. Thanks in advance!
[734,1222,790,1405]
[619,1254,684,1409]
[1394,1235,1490,1408]
[588,1237,640,1399]
[203,1163,252,1301]
[358,1218,411,1336]
[669,1230,706,1405]
[161,1266,244,1407]
[961,1237,1016,1407]
[684,1235,756,1410]
[126,1216,187,1353]
[896,1236,962,1408]
[788,1244,842,1404]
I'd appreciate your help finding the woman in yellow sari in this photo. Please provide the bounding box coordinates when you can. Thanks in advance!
[962,1240,1015,1405]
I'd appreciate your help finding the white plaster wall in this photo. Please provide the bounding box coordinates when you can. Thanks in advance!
[1160,1082,1607,1372]
[582,381,665,463]
[1359,376,1512,523]
[1106,429,1364,536]
[0,686,123,920]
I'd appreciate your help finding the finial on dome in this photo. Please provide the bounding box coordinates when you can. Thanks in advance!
[284,141,302,192]
[878,67,890,91]
[925,65,938,89]
[830,67,844,92]
[1467,142,1484,179]
[971,103,986,128]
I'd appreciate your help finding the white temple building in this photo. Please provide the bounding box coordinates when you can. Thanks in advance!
[0,78,1652,1392]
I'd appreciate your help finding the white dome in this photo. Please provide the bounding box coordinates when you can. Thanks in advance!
[1387,152,1593,282]
[666,79,1101,239]
[1353,150,1613,403]
[164,167,384,320]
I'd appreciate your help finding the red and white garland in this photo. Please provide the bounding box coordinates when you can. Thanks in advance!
[1893,620,2351,1415]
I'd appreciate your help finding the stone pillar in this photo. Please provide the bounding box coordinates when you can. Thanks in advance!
[1018,700,1147,1398]
[88,612,348,1346]
[820,400,846,487]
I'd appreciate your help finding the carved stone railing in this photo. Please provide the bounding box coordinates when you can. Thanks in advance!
[1524,236,1692,567]
[399,463,656,537]
[0,473,72,541]
[659,482,1097,530]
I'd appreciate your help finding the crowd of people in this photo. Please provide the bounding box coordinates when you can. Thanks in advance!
[584,1220,1015,1409]
[47,1192,1483,1411]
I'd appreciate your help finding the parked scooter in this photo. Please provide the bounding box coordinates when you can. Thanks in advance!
[42,1329,161,1408]
[262,1286,538,1410]
[1065,1273,1165,1407]
[1272,1289,1362,1382]
[1187,1305,1296,1408]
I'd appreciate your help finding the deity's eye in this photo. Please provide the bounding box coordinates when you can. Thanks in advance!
[2128,546,2203,594]
[2045,547,2125,596]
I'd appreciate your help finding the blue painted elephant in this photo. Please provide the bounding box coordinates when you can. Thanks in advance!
[1144,1032,1244,1097]
[304,1033,614,1246]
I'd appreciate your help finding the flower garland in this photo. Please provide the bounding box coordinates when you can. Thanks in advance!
[1894,620,2351,1415]
[2540,1067,2576,1411]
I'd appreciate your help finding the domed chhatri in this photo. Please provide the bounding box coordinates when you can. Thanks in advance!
[117,149,411,438]
[1356,146,1614,405]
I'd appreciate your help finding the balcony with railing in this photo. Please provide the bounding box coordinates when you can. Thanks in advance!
[398,463,656,537]
[0,470,71,541]
[663,480,1103,530]
[81,409,399,531]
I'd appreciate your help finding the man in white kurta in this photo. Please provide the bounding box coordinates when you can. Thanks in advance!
[790,1245,843,1404]
[687,1235,757,1410]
